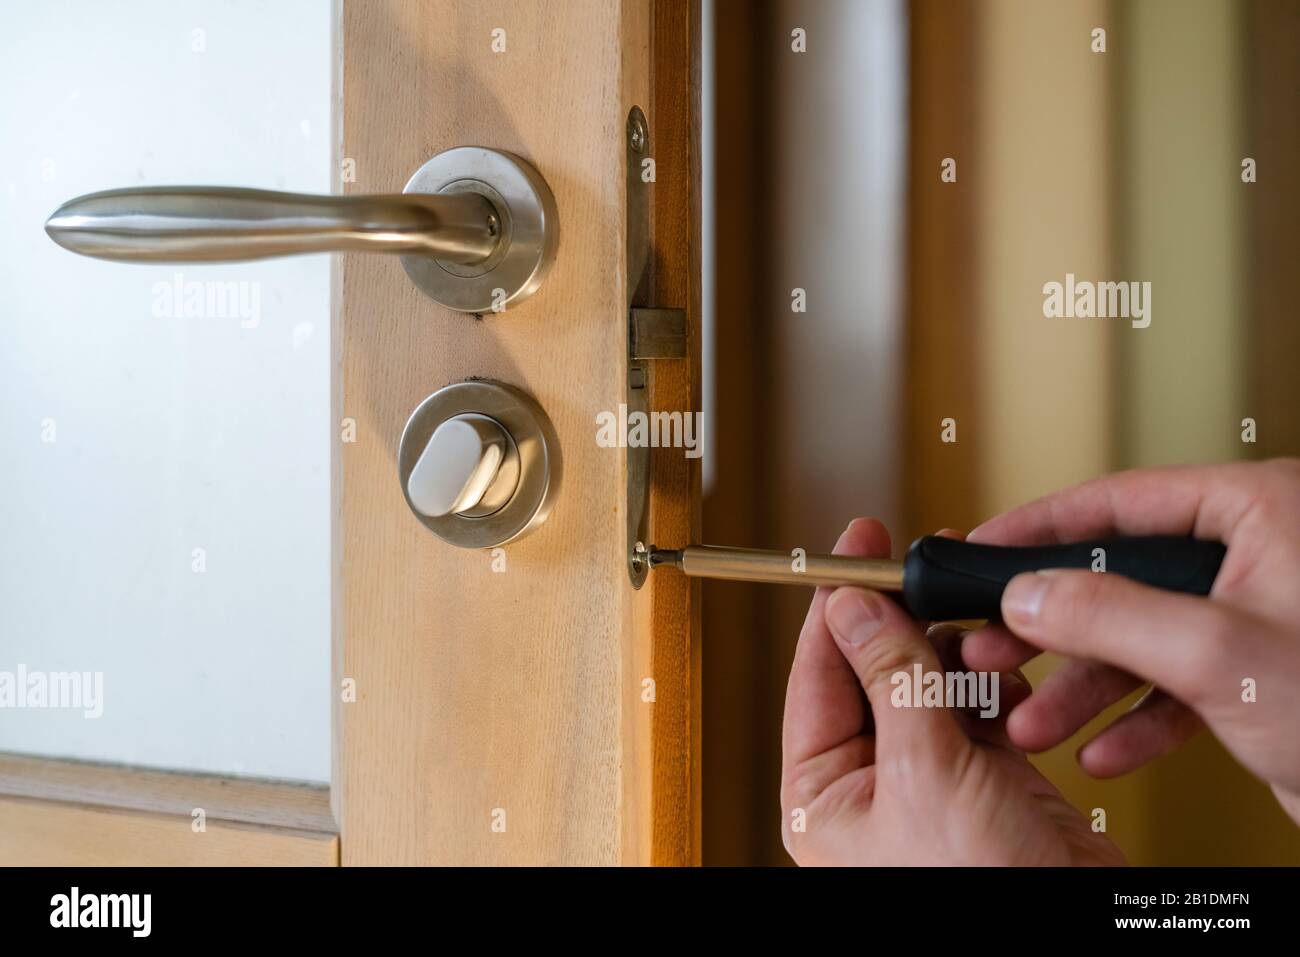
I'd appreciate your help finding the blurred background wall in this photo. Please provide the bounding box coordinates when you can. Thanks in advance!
[703,0,1300,865]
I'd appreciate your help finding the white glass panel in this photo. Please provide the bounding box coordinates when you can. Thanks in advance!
[0,0,332,782]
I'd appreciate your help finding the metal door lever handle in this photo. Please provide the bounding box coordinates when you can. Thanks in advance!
[44,146,559,313]
[45,187,500,265]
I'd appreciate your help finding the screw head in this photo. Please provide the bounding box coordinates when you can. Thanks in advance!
[628,111,647,153]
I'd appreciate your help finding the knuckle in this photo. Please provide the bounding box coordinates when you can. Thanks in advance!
[855,628,928,694]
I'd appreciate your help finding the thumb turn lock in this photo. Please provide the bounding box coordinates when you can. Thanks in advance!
[407,414,521,519]
[398,380,561,548]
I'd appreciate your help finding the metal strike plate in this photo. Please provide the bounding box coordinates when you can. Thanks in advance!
[626,107,652,586]
[625,106,689,586]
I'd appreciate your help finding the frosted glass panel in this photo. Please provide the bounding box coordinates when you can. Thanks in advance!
[0,0,332,781]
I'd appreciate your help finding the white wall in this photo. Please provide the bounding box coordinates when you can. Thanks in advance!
[0,0,332,782]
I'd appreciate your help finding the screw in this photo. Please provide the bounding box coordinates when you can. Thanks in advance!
[629,111,647,153]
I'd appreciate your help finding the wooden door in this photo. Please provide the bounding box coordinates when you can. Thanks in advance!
[336,0,700,866]
[0,0,699,867]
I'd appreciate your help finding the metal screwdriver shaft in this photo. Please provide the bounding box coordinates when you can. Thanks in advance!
[647,545,905,590]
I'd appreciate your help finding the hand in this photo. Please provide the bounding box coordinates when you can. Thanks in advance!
[780,517,1124,865]
[962,459,1300,825]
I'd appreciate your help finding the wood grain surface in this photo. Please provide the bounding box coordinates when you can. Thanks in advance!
[0,796,337,867]
[337,0,698,865]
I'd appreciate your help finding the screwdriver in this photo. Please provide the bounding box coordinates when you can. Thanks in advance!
[645,536,1226,620]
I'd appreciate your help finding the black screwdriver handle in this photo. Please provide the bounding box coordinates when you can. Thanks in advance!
[901,535,1227,621]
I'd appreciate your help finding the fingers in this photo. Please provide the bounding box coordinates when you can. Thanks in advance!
[999,568,1260,708]
[966,462,1263,547]
[960,623,1041,673]
[928,623,1030,748]
[1005,658,1142,752]
[782,518,892,774]
[824,587,968,772]
[1077,689,1204,777]
[925,622,968,674]
[961,671,1032,750]
[994,666,1033,716]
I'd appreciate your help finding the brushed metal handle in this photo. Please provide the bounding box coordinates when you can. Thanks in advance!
[43,146,559,314]
[45,187,500,265]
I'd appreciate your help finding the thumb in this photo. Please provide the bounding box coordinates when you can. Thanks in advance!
[825,587,968,772]
[1000,569,1258,708]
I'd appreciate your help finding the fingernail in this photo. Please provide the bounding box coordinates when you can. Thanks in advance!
[825,589,884,646]
[1003,573,1049,624]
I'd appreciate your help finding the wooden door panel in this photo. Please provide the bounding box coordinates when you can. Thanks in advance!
[337,0,699,865]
